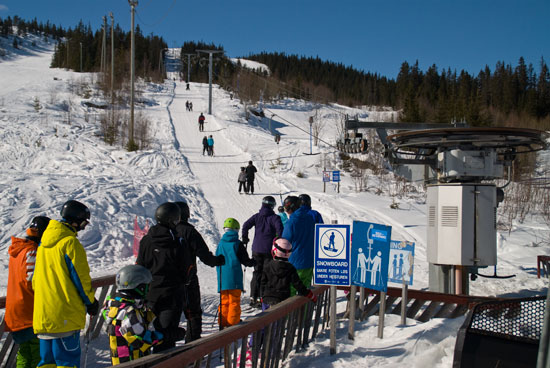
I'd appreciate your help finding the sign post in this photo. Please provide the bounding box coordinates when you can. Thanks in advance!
[314,223,351,354]
[350,221,392,338]
[388,240,415,325]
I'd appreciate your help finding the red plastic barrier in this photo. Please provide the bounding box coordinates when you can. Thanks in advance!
[133,216,149,257]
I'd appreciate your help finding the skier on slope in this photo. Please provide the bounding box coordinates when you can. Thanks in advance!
[5,216,50,368]
[299,194,324,224]
[281,196,316,293]
[241,196,283,309]
[245,161,258,194]
[198,113,205,132]
[173,202,225,342]
[136,202,187,352]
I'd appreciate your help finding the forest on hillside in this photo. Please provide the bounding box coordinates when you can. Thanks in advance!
[0,15,167,86]
[245,52,550,129]
[2,16,548,130]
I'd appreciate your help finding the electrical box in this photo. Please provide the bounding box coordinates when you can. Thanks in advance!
[427,184,497,266]
[437,149,504,181]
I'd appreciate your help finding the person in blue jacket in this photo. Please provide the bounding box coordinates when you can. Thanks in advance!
[242,196,283,308]
[216,218,255,328]
[277,206,288,227]
[299,194,324,224]
[281,196,316,292]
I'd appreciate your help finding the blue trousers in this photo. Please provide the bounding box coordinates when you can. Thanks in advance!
[38,332,81,368]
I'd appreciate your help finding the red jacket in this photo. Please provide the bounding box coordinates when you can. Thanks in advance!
[5,236,38,332]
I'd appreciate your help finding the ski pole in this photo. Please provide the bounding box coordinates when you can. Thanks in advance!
[82,314,92,368]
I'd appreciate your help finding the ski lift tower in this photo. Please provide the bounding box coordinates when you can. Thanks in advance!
[386,128,547,295]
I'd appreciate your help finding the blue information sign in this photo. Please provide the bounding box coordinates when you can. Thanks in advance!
[350,221,392,292]
[332,171,341,182]
[314,224,351,286]
[388,240,415,285]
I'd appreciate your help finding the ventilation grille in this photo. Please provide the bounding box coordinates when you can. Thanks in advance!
[441,206,459,227]
[428,206,436,227]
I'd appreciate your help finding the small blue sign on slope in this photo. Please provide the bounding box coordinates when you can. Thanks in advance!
[351,221,392,292]
[388,240,415,285]
[314,224,351,286]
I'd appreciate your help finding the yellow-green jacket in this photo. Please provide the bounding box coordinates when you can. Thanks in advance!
[32,219,95,334]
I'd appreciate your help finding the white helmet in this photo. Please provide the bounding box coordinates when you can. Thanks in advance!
[272,238,292,259]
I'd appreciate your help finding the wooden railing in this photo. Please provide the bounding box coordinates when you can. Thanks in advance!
[0,275,508,368]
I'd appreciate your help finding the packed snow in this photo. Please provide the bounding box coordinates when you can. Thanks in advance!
[0,35,549,367]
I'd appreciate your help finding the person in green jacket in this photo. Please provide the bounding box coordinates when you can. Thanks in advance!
[33,200,98,368]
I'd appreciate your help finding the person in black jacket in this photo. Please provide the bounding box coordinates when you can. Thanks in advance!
[174,202,225,342]
[245,161,258,194]
[136,202,187,352]
[260,238,317,307]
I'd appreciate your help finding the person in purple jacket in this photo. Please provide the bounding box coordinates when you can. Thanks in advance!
[242,196,283,308]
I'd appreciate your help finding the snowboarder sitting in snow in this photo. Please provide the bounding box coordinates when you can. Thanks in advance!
[216,218,255,329]
[5,216,50,368]
[102,264,164,365]
[261,237,317,308]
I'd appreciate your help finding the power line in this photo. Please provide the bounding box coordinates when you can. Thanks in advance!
[135,0,178,27]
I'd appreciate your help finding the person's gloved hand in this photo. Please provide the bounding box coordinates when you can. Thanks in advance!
[216,255,225,266]
[306,290,317,304]
[174,327,187,342]
[86,299,99,315]
[242,236,249,245]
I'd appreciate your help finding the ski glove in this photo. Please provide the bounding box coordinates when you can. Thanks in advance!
[86,299,99,315]
[306,291,317,304]
[216,255,225,266]
[242,236,249,245]
[165,327,187,342]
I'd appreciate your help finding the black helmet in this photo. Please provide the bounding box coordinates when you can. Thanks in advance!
[116,264,152,298]
[174,201,190,222]
[27,216,51,241]
[277,206,284,213]
[283,196,300,213]
[155,202,181,227]
[60,200,90,229]
[299,194,311,207]
[262,196,276,209]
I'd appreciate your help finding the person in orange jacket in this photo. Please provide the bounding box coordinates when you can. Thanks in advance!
[5,216,50,368]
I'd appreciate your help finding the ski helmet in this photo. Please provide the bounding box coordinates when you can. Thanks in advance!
[27,216,51,240]
[223,217,240,230]
[299,194,311,207]
[174,201,190,222]
[262,196,276,209]
[116,264,152,298]
[60,200,90,230]
[283,196,300,213]
[155,202,181,227]
[272,237,292,259]
[277,206,285,213]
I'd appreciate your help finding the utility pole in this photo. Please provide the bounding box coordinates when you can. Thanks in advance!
[128,0,138,149]
[101,16,107,73]
[196,49,223,115]
[182,53,194,83]
[79,42,83,72]
[110,12,115,127]
[110,12,114,105]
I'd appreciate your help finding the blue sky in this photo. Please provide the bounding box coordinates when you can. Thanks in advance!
[1,0,548,79]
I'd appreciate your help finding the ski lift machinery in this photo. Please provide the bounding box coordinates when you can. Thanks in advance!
[386,127,547,295]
